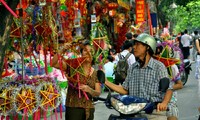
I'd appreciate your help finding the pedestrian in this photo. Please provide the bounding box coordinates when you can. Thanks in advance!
[125,32,133,40]
[105,33,173,119]
[114,40,136,85]
[103,55,115,81]
[51,40,101,120]
[192,30,199,61]
[195,37,200,79]
[181,29,192,59]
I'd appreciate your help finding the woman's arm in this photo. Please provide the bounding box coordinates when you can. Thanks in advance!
[105,79,128,95]
[51,43,71,70]
[79,83,101,97]
[51,53,67,70]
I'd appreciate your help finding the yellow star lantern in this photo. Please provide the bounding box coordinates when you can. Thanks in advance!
[13,85,38,116]
[0,87,14,116]
[38,82,61,111]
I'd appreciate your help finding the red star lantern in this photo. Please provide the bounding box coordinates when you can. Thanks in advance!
[154,56,180,67]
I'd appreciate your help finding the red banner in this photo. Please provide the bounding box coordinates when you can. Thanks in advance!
[135,0,145,24]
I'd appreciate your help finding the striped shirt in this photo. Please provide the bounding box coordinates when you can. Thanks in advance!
[122,57,170,102]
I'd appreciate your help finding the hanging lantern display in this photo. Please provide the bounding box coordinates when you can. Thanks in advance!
[107,2,118,17]
[0,86,15,116]
[90,23,109,66]
[13,85,39,116]
[107,2,118,10]
[36,82,61,112]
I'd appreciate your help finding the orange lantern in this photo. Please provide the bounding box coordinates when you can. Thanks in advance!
[107,2,118,10]
[109,9,116,17]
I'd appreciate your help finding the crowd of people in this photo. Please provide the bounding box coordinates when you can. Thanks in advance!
[51,30,200,120]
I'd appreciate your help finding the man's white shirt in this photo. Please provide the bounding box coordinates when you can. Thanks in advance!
[114,50,136,67]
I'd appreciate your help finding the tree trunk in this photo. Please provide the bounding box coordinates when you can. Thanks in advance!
[0,0,19,78]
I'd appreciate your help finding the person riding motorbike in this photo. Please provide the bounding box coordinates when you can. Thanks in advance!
[105,33,173,119]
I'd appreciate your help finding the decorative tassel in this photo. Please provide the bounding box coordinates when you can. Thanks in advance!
[83,91,89,100]
[38,109,41,120]
[6,116,9,120]
[33,112,36,120]
[14,114,18,120]
[55,107,58,120]
[59,104,62,119]
[50,47,52,66]
[57,54,65,78]
[32,53,40,73]
[51,110,53,120]
[43,106,47,120]
[4,58,8,72]
[44,50,48,75]
[30,55,33,72]
[1,116,4,120]
[77,74,81,98]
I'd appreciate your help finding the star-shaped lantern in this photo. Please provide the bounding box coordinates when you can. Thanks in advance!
[154,46,180,67]
[90,23,109,65]
[155,45,181,79]
[13,85,38,116]
[0,87,14,116]
[38,82,60,111]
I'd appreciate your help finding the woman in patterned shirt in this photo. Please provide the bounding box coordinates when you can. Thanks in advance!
[51,40,101,120]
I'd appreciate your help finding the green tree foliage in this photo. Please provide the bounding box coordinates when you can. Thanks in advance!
[186,1,200,29]
[163,0,200,33]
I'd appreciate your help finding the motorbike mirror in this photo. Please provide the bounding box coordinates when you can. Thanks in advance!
[97,70,105,84]
[159,77,170,92]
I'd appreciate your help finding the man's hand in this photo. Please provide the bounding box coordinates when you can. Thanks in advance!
[157,102,168,112]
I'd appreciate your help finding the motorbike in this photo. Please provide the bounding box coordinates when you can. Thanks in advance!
[96,70,169,120]
[179,59,192,85]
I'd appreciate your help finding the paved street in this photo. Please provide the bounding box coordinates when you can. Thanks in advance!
[94,62,200,120]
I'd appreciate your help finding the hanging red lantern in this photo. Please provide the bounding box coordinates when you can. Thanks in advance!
[107,2,118,10]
